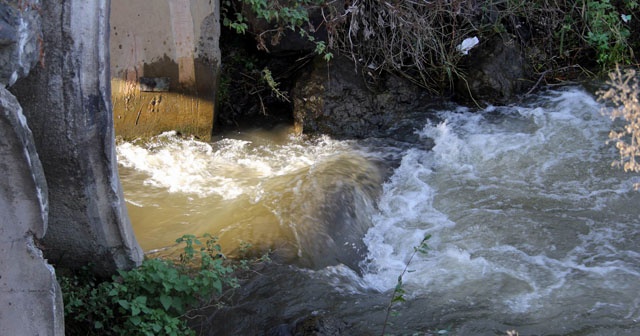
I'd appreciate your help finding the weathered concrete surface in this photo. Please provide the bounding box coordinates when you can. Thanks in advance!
[110,0,220,140]
[0,1,41,86]
[0,86,64,335]
[11,0,143,275]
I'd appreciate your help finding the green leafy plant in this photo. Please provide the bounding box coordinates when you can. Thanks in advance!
[381,234,431,336]
[222,0,333,61]
[583,0,633,68]
[261,67,289,102]
[60,234,238,335]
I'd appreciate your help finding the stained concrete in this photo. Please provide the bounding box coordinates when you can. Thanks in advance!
[0,86,64,336]
[11,0,144,276]
[0,1,63,334]
[110,0,220,140]
[0,0,222,331]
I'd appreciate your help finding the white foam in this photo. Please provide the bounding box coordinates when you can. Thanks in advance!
[119,87,640,327]
[325,87,640,326]
[116,132,370,200]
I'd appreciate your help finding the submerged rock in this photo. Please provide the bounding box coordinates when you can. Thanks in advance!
[267,314,348,336]
[292,315,347,336]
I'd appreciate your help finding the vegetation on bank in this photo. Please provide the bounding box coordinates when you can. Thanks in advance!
[214,0,640,127]
[58,235,258,336]
[221,0,639,92]
[598,66,640,189]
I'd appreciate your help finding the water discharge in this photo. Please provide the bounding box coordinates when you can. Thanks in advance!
[117,87,640,335]
[117,126,387,269]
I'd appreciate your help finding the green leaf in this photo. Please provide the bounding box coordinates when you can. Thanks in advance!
[131,305,141,316]
[118,300,130,310]
[152,323,162,332]
[159,295,173,311]
[172,297,184,314]
[392,295,406,303]
[130,315,142,326]
[134,296,148,305]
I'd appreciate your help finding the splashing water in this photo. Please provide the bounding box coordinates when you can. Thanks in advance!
[118,87,640,335]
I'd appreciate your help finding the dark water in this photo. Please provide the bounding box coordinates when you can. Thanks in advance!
[118,87,640,335]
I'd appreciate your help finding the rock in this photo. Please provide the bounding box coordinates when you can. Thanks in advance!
[0,1,41,87]
[10,0,143,276]
[456,34,527,104]
[292,315,347,336]
[0,86,64,335]
[266,314,347,336]
[293,55,438,139]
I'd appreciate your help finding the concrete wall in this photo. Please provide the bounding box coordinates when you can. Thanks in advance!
[0,86,64,336]
[0,0,222,331]
[110,0,221,140]
[11,0,144,276]
[0,1,63,334]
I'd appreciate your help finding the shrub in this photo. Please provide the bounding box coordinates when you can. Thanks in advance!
[221,0,640,96]
[598,66,640,189]
[60,234,238,336]
[222,0,333,61]
[331,0,477,93]
[582,0,635,68]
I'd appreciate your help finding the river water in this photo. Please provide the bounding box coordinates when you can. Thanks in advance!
[117,86,640,335]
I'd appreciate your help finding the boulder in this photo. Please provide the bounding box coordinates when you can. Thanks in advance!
[293,55,438,139]
[0,86,63,335]
[456,34,528,104]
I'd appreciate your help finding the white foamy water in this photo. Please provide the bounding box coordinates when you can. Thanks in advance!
[117,128,386,264]
[117,130,367,200]
[118,87,640,334]
[324,87,640,333]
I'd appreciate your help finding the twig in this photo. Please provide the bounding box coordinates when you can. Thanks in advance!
[380,234,430,336]
[134,106,143,125]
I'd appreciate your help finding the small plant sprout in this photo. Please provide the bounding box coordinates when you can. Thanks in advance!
[381,234,431,336]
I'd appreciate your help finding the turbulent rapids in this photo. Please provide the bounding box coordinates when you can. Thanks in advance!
[117,87,640,335]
